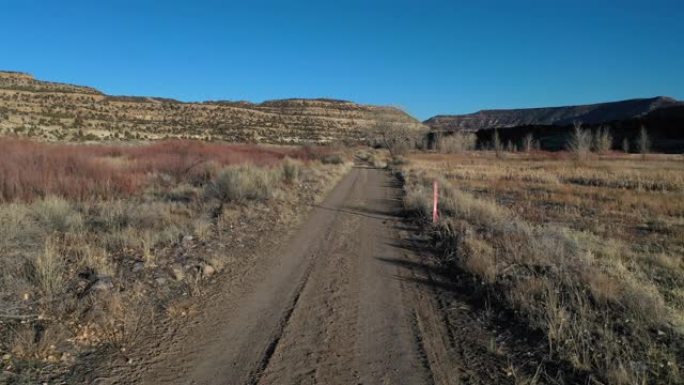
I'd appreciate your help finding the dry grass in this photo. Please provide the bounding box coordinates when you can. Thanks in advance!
[0,137,350,380]
[401,151,684,384]
[204,166,279,202]
[0,138,313,202]
[33,237,64,298]
[436,132,477,153]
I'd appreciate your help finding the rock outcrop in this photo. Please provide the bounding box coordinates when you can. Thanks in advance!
[425,97,683,132]
[0,71,426,143]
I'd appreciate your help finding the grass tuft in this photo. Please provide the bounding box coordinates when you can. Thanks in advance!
[205,166,276,202]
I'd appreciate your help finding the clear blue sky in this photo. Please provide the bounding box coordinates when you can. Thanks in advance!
[2,0,683,119]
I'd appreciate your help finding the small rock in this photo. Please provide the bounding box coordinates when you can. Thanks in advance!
[132,262,145,273]
[1,371,15,381]
[155,277,167,285]
[2,353,11,360]
[91,276,114,292]
[182,235,194,246]
[202,264,216,278]
[61,352,74,364]
[170,264,185,281]
[184,263,200,274]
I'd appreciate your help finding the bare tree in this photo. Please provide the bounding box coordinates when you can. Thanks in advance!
[622,137,630,153]
[437,132,477,153]
[592,126,613,153]
[381,126,414,158]
[638,126,650,158]
[567,122,592,162]
[371,109,421,158]
[522,133,535,152]
[492,129,503,158]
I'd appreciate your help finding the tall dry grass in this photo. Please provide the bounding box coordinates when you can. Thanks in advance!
[205,166,278,202]
[0,137,350,380]
[0,138,312,202]
[401,152,684,385]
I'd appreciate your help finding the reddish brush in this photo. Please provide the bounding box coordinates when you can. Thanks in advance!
[0,138,312,202]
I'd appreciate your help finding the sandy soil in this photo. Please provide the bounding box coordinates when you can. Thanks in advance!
[84,166,512,385]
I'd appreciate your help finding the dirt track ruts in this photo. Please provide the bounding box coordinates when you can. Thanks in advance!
[103,165,511,385]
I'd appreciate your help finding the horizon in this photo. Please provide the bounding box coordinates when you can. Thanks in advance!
[2,1,683,119]
[3,69,679,120]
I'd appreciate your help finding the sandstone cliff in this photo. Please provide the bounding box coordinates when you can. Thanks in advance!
[0,71,426,143]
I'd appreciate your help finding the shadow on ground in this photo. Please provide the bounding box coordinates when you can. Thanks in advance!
[342,175,593,384]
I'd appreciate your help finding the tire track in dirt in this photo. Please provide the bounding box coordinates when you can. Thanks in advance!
[103,165,512,385]
[245,257,316,385]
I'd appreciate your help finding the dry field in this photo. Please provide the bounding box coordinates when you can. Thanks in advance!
[400,151,684,384]
[0,138,349,383]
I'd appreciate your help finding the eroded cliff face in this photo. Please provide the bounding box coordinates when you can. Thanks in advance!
[424,97,683,132]
[0,71,426,143]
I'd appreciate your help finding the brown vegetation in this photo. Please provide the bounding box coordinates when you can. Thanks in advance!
[436,132,477,153]
[0,138,350,382]
[0,138,312,202]
[400,151,684,384]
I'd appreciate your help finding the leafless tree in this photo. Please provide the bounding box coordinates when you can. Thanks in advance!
[372,108,422,158]
[492,129,503,158]
[638,126,650,158]
[592,126,613,153]
[437,132,477,153]
[522,133,535,152]
[567,122,592,162]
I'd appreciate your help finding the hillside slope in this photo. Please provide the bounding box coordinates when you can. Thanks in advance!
[425,97,683,132]
[473,105,684,153]
[0,71,426,143]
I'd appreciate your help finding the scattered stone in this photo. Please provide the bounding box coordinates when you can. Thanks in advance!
[0,371,15,381]
[202,264,216,278]
[155,277,167,285]
[2,353,11,361]
[91,276,114,292]
[170,264,186,281]
[184,263,200,275]
[132,262,145,273]
[61,352,74,364]
[182,235,194,246]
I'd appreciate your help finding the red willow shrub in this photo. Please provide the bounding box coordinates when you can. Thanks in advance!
[0,138,312,202]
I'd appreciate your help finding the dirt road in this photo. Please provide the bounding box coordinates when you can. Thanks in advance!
[104,166,512,385]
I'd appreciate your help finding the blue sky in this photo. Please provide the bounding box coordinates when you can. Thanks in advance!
[1,0,683,119]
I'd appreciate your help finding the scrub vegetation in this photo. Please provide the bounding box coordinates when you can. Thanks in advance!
[0,138,349,382]
[400,150,684,384]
